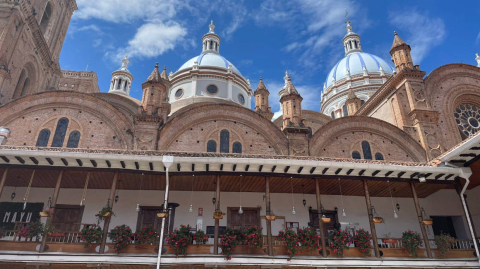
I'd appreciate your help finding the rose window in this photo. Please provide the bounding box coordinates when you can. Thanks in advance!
[454,104,480,137]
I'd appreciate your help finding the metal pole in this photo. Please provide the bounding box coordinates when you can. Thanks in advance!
[410,181,432,258]
[315,178,327,257]
[214,175,221,255]
[157,156,174,269]
[459,176,480,259]
[363,180,380,258]
[99,172,119,254]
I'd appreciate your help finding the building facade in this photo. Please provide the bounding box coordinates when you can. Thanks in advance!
[0,1,479,269]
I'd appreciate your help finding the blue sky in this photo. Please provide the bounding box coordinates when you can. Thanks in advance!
[60,0,480,113]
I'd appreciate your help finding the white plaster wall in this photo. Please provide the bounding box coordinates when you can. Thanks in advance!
[169,81,192,103]
[0,186,476,241]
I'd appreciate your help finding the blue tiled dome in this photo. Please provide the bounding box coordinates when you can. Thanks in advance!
[178,53,242,76]
[325,52,395,88]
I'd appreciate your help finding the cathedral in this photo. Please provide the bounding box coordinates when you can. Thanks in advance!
[0,1,480,269]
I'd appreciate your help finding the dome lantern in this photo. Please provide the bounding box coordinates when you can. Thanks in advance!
[343,20,363,56]
[109,54,134,96]
[202,20,220,54]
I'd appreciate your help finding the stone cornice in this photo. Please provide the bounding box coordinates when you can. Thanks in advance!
[355,69,426,116]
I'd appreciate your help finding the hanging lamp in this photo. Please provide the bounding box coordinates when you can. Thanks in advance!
[238,182,243,215]
[11,179,17,201]
[302,184,306,207]
[338,178,346,217]
[290,177,296,215]
[371,206,384,223]
[388,181,398,219]
[394,188,400,211]
[189,175,194,213]
[136,173,143,212]
[421,207,433,225]
[320,204,331,223]
[80,172,90,206]
[22,170,35,210]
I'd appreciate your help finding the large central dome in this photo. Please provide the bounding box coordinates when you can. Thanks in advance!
[178,53,242,75]
[325,52,394,88]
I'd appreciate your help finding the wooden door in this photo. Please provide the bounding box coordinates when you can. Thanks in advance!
[137,206,163,233]
[52,205,84,232]
[227,207,260,230]
[309,210,339,237]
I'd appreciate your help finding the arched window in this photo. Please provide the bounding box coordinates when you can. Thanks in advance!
[375,153,384,160]
[51,118,69,147]
[343,105,349,117]
[117,79,122,89]
[232,142,242,154]
[361,100,365,106]
[352,151,361,159]
[308,127,313,139]
[36,129,51,147]
[220,130,229,153]
[331,111,335,119]
[14,70,27,98]
[207,140,217,153]
[66,131,81,148]
[20,77,30,97]
[40,2,53,35]
[361,141,372,160]
[454,104,480,140]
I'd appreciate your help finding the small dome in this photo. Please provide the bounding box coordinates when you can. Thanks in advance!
[178,53,242,75]
[325,52,394,88]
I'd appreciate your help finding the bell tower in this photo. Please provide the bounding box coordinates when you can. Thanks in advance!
[140,63,171,119]
[254,77,273,120]
[390,31,414,72]
[345,89,362,115]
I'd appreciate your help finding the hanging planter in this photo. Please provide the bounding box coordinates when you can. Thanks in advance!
[373,217,384,223]
[97,205,115,224]
[266,215,276,221]
[321,216,331,223]
[157,210,168,218]
[213,210,225,220]
[422,219,433,226]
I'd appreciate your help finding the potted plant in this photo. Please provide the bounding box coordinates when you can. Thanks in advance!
[382,232,398,244]
[40,208,54,217]
[166,225,193,257]
[79,226,102,248]
[434,233,455,258]
[422,219,433,226]
[372,217,384,223]
[134,226,158,248]
[220,227,239,260]
[97,206,115,223]
[109,224,133,254]
[244,226,263,253]
[193,230,208,246]
[401,230,423,257]
[328,229,352,258]
[18,220,44,242]
[277,229,298,260]
[213,209,225,220]
[353,229,373,256]
[297,227,320,253]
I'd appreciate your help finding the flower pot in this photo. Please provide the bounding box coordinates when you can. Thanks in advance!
[373,217,384,223]
[39,212,50,217]
[382,239,398,244]
[103,212,111,217]
[422,219,433,225]
[213,214,223,220]
[266,215,276,221]
[321,217,331,223]
[157,212,168,218]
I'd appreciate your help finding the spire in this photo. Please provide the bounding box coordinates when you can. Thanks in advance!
[256,76,267,91]
[209,20,215,33]
[160,66,168,80]
[391,31,407,50]
[346,88,358,100]
[120,54,130,71]
[342,16,362,56]
[476,53,480,67]
[283,74,300,96]
[146,63,162,83]
[202,20,220,54]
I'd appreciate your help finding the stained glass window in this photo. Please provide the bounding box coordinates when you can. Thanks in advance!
[454,104,480,139]
[343,105,348,116]
[352,151,361,159]
[220,129,229,153]
[232,142,242,154]
[361,141,372,160]
[36,129,51,147]
[66,131,81,148]
[207,140,217,153]
[331,111,335,119]
[375,153,384,160]
[51,118,69,147]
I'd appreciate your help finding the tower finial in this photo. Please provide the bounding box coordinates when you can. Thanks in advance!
[120,54,130,71]
[209,20,215,33]
[476,53,480,67]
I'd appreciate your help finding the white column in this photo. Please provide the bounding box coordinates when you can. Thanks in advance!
[227,79,233,99]
[191,76,198,96]
[121,80,127,92]
[113,78,119,91]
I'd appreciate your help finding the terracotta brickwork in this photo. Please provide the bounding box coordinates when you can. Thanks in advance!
[0,5,479,163]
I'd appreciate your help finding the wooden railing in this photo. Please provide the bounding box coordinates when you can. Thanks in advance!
[377,237,479,250]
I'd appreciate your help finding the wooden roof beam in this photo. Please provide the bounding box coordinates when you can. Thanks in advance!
[0,156,10,163]
[45,158,54,165]
[120,161,126,169]
[76,159,83,167]
[105,160,111,168]
[297,166,303,174]
[309,167,316,174]
[61,158,68,166]
[15,156,25,164]
[29,157,39,165]
[90,160,97,168]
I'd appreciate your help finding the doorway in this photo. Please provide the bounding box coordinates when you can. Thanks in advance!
[52,204,84,232]
[227,207,261,230]
[432,216,468,239]
[136,203,179,234]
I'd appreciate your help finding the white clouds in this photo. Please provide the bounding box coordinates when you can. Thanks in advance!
[74,0,180,23]
[476,31,480,44]
[389,10,445,64]
[114,21,187,60]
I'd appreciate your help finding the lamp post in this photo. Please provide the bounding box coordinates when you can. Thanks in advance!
[156,156,174,269]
